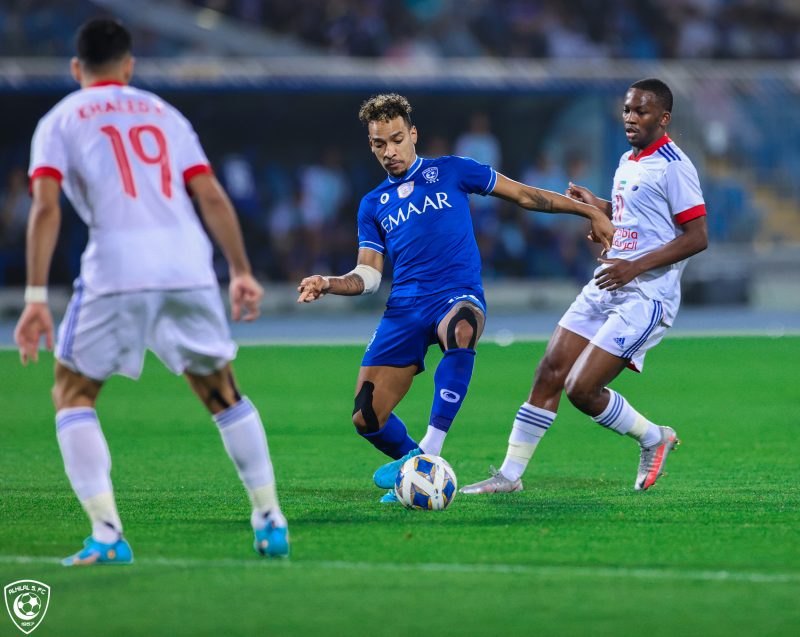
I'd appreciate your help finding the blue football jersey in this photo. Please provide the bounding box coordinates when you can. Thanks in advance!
[357,155,497,298]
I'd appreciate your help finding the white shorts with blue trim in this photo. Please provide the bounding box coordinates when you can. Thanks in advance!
[557,281,668,373]
[56,282,237,382]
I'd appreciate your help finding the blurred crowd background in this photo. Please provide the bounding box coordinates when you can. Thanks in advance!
[1,0,798,306]
[4,0,800,59]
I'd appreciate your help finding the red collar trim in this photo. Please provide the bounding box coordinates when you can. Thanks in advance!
[87,80,125,88]
[629,135,671,162]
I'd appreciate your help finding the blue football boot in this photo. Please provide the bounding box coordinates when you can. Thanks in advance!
[373,448,421,489]
[62,536,133,566]
[379,489,400,504]
[254,522,290,558]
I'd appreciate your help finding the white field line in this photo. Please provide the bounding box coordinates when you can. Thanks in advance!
[1,554,798,584]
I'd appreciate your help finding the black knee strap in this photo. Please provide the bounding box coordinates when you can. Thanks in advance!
[227,370,242,402]
[446,306,478,349]
[208,370,242,410]
[353,381,380,433]
[209,389,232,410]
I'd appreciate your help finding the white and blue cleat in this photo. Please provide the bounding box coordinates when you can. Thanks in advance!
[254,523,290,558]
[62,536,134,566]
[373,448,421,489]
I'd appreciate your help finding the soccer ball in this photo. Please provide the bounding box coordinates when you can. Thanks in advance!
[394,454,457,510]
[17,593,41,617]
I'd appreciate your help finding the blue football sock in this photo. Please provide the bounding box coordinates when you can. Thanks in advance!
[420,348,476,455]
[360,412,419,459]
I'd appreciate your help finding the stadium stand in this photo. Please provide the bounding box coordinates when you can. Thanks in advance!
[0,0,796,295]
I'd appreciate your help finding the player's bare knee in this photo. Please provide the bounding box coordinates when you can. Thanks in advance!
[52,364,99,411]
[50,382,63,410]
[187,367,241,414]
[564,373,600,412]
[52,378,93,411]
[533,356,567,393]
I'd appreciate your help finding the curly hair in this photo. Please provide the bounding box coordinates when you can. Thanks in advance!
[358,93,413,127]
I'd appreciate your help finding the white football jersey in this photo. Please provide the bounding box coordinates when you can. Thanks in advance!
[604,135,706,325]
[29,81,217,295]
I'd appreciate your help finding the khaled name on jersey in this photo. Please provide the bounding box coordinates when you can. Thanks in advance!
[380,191,452,234]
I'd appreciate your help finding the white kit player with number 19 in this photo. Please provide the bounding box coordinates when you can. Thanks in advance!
[461,78,709,496]
[14,18,289,564]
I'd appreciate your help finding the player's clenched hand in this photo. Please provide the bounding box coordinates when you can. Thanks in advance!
[14,303,54,365]
[594,257,642,290]
[589,213,615,254]
[229,273,263,321]
[566,182,602,209]
[297,275,330,303]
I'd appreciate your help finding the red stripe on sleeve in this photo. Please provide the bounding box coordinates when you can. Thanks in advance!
[29,166,63,194]
[182,164,213,185]
[674,204,706,225]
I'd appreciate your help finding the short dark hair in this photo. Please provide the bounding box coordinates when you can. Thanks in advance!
[358,93,413,127]
[629,78,673,113]
[76,18,132,70]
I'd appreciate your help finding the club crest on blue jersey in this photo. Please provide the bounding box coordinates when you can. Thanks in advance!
[397,182,414,198]
[422,166,439,183]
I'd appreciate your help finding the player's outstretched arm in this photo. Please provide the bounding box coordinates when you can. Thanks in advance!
[297,249,384,303]
[491,173,615,251]
[14,177,60,365]
[189,173,263,321]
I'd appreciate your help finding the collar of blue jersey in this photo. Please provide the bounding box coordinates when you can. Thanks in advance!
[386,155,423,183]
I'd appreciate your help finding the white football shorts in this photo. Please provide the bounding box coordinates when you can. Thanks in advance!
[558,281,669,373]
[56,283,237,381]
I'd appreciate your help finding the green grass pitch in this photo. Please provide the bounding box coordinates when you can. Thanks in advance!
[1,336,799,636]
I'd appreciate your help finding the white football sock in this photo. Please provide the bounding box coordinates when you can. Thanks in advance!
[213,398,282,527]
[56,408,122,543]
[594,389,661,445]
[419,426,447,456]
[83,493,123,544]
[499,403,556,481]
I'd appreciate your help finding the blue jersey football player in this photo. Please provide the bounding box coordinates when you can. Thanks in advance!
[297,93,614,503]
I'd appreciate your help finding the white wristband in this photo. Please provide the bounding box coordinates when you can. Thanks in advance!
[351,264,382,295]
[24,286,48,304]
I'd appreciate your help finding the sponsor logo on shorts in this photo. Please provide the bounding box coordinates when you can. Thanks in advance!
[614,337,626,348]
[366,328,378,352]
[5,580,50,634]
[440,389,460,403]
[448,294,480,306]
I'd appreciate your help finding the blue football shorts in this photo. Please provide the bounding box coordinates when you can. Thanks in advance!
[361,287,486,373]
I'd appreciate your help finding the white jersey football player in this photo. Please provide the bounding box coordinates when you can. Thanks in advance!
[14,18,289,564]
[462,78,708,495]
